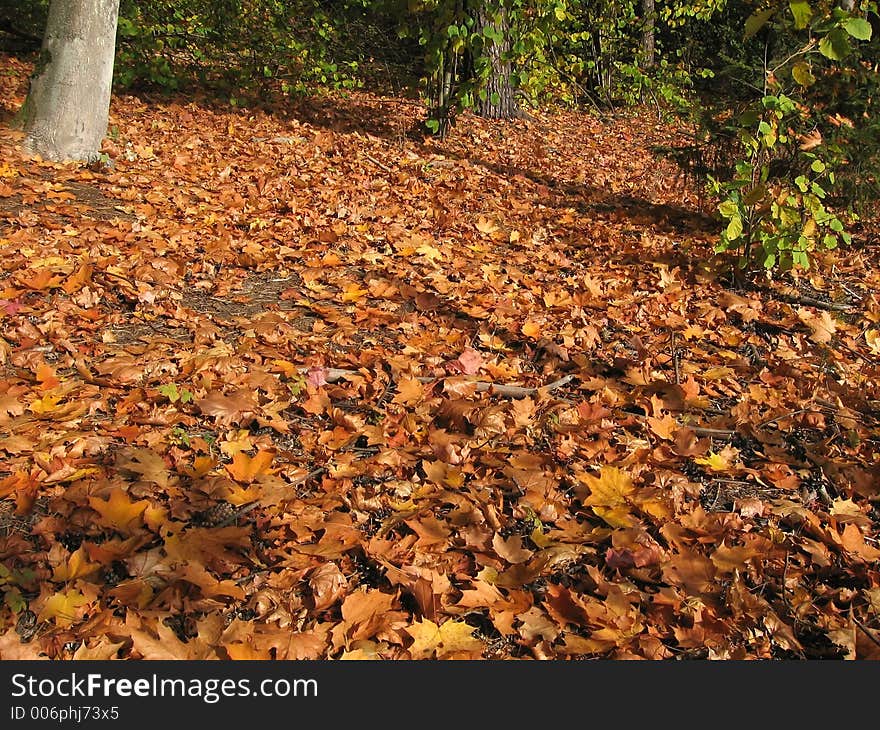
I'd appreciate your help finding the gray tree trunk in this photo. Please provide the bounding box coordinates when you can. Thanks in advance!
[16,0,120,162]
[640,0,655,69]
[473,3,520,120]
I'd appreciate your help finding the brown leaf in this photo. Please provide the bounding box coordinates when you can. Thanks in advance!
[309,562,348,611]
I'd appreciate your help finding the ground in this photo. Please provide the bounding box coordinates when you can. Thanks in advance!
[1,53,879,660]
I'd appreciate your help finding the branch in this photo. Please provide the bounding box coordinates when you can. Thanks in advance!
[0,20,42,45]
[296,366,575,399]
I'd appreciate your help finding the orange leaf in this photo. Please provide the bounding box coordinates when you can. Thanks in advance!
[647,413,678,440]
[225,449,275,483]
[392,376,425,406]
[88,489,149,532]
[36,363,60,391]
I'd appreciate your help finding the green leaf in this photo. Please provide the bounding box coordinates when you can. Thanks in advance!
[819,28,851,60]
[789,0,812,29]
[810,159,826,173]
[842,17,872,40]
[745,8,775,39]
[158,383,180,403]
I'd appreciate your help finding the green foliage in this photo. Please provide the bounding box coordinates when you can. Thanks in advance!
[158,382,194,404]
[0,564,36,616]
[710,93,851,271]
[703,1,875,273]
[112,0,387,96]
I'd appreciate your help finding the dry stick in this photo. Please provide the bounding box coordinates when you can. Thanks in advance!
[363,153,394,174]
[853,615,880,650]
[297,366,575,399]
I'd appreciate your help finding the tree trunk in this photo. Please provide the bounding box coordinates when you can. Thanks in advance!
[473,2,519,120]
[640,0,655,69]
[16,0,120,163]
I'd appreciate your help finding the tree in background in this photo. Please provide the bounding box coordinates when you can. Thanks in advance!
[15,0,120,162]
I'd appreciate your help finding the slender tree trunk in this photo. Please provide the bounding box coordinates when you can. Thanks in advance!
[16,0,120,162]
[640,0,655,69]
[473,2,519,119]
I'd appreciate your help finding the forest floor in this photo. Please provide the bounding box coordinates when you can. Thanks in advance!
[1,53,879,660]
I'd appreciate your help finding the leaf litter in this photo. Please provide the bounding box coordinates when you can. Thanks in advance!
[1,55,879,660]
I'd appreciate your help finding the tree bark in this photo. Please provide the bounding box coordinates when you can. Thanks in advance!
[640,0,655,69]
[473,2,519,120]
[16,0,120,163]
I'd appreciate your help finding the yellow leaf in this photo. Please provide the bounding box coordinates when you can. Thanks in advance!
[416,243,444,262]
[865,329,880,355]
[406,619,483,659]
[88,489,149,532]
[695,451,730,472]
[29,393,62,414]
[591,505,636,528]
[220,430,255,457]
[703,366,735,380]
[577,466,636,528]
[580,466,634,506]
[437,620,483,657]
[475,217,498,234]
[38,589,90,627]
[521,320,542,338]
[52,546,101,582]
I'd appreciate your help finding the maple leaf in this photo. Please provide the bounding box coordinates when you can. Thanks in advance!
[392,376,425,405]
[0,393,25,420]
[52,546,101,582]
[72,639,125,660]
[38,589,90,627]
[575,466,636,528]
[225,449,275,483]
[797,307,836,343]
[36,362,60,390]
[492,533,534,564]
[406,618,483,659]
[115,447,173,488]
[88,489,150,532]
[309,562,348,611]
[647,413,678,440]
[340,588,401,641]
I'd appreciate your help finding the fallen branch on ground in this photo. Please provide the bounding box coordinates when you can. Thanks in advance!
[296,366,576,399]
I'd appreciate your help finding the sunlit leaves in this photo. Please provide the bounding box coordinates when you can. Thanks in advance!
[576,466,636,528]
[405,618,483,658]
[38,589,91,627]
[88,490,150,533]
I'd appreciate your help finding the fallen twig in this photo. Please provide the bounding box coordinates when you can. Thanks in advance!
[296,366,575,399]
[363,153,394,174]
